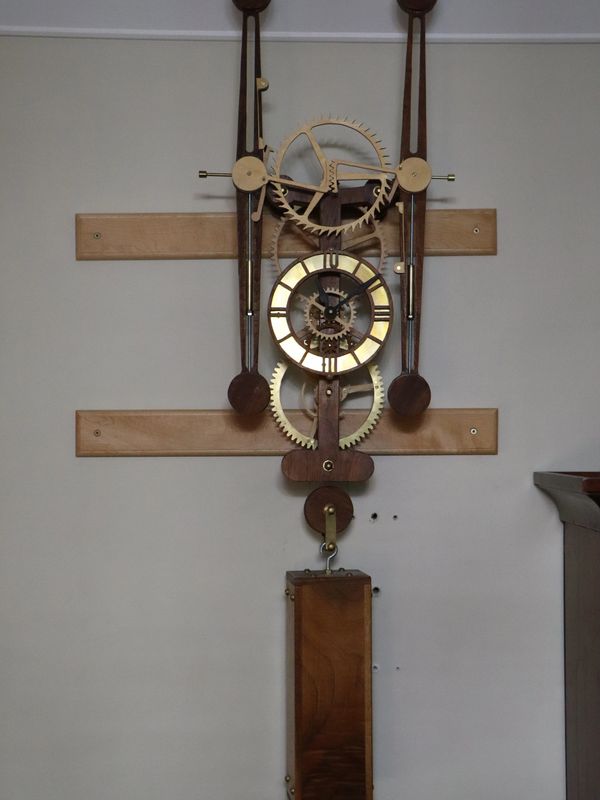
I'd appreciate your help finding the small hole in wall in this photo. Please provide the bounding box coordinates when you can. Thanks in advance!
[372,586,380,595]
[393,514,398,520]
[370,513,378,521]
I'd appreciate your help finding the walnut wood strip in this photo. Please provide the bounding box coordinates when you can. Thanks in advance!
[75,209,496,261]
[286,570,372,800]
[76,408,498,457]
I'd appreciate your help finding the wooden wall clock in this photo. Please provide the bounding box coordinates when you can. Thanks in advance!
[203,1,453,796]
[204,0,457,552]
[74,0,498,796]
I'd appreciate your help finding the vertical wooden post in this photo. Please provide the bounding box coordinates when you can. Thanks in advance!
[285,570,373,800]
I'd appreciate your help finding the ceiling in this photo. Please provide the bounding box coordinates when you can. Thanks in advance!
[1,0,599,42]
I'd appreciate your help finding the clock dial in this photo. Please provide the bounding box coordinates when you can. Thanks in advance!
[268,252,392,377]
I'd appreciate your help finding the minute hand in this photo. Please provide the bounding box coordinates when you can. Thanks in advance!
[328,274,380,315]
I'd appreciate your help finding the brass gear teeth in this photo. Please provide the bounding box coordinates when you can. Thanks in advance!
[270,116,392,238]
[339,364,385,449]
[269,361,385,451]
[304,287,357,341]
[270,362,317,450]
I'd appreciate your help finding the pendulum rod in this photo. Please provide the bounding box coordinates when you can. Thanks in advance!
[237,9,263,381]
[401,11,428,379]
[388,1,438,418]
[227,0,271,415]
[407,194,416,370]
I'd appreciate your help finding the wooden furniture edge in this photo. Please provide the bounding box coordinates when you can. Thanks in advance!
[534,471,600,529]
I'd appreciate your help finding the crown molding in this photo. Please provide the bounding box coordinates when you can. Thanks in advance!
[1,26,599,43]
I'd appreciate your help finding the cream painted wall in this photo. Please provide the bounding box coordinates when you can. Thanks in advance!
[2,0,600,41]
[1,34,599,800]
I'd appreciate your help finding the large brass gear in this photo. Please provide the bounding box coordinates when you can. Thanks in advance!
[269,214,389,276]
[270,117,392,237]
[270,361,385,450]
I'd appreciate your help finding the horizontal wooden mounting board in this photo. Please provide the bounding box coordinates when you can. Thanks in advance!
[76,408,498,457]
[76,209,496,261]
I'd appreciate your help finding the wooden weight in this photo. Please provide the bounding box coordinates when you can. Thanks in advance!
[286,570,373,799]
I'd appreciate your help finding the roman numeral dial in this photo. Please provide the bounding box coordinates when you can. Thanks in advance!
[268,252,393,376]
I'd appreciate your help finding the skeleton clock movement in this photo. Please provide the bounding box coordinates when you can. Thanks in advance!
[201,0,455,550]
[202,5,452,792]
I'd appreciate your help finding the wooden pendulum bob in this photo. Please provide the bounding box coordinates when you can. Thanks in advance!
[388,0,442,417]
[226,0,271,414]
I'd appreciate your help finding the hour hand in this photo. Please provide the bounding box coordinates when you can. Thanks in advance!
[317,274,330,307]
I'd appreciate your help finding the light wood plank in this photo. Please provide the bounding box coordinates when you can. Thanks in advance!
[75,209,496,261]
[76,408,498,457]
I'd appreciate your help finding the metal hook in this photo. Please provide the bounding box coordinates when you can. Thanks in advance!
[320,541,338,574]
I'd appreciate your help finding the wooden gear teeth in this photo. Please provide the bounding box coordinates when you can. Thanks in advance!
[270,116,393,237]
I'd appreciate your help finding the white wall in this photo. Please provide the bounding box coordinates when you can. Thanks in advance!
[2,0,600,42]
[1,34,599,800]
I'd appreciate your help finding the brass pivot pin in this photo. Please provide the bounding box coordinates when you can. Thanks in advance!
[198,170,232,178]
